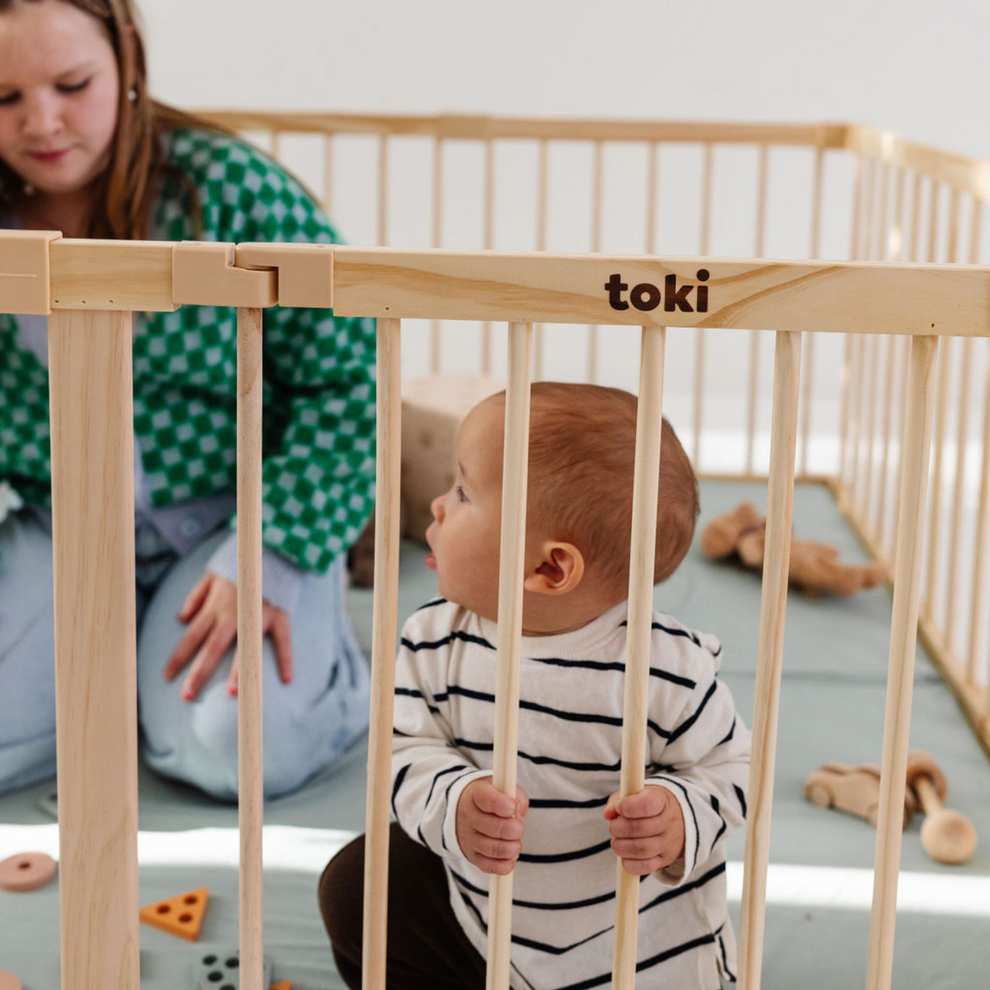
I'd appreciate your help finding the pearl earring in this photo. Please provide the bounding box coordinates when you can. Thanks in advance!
[128,87,137,103]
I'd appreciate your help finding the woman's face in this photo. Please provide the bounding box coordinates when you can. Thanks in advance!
[0,0,120,199]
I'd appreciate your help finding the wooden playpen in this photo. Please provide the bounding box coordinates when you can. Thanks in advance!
[2,113,990,990]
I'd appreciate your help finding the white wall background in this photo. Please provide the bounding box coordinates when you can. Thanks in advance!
[136,0,990,480]
[140,0,990,161]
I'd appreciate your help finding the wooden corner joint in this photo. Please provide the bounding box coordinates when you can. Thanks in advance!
[236,243,334,309]
[172,241,334,310]
[0,229,61,315]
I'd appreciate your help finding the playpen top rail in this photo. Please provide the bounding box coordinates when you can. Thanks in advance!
[198,111,990,198]
[3,235,990,338]
[199,109,840,147]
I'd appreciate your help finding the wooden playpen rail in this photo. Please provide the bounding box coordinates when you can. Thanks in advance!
[2,229,988,989]
[197,114,990,753]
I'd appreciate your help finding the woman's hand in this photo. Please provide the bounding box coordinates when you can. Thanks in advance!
[163,571,293,701]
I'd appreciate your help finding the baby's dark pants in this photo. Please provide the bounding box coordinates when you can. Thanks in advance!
[319,822,488,989]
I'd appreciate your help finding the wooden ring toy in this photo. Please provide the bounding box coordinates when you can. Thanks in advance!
[0,851,57,892]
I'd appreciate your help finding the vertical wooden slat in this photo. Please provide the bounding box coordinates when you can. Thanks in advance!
[909,173,923,263]
[875,334,898,553]
[799,146,825,477]
[860,158,889,529]
[890,336,912,568]
[270,129,282,163]
[839,333,854,490]
[430,137,444,374]
[944,190,971,654]
[377,134,388,247]
[865,333,938,990]
[693,142,714,468]
[839,154,865,488]
[890,173,924,568]
[236,306,265,990]
[645,142,659,254]
[862,156,878,261]
[362,317,403,990]
[875,168,907,551]
[49,309,139,990]
[323,134,334,214]
[746,144,769,475]
[482,137,495,375]
[927,180,942,263]
[850,152,864,260]
[737,330,802,990]
[534,139,549,380]
[872,162,890,261]
[924,335,952,624]
[588,140,603,382]
[861,334,880,532]
[945,336,973,654]
[945,188,961,263]
[487,322,533,990]
[966,203,989,683]
[968,340,990,682]
[612,325,666,988]
[847,334,865,502]
[853,157,878,520]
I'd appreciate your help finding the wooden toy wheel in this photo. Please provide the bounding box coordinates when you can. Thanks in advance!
[0,851,57,892]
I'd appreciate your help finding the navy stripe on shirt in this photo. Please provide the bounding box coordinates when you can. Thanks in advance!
[449,860,725,930]
[450,868,622,912]
[651,775,701,872]
[526,654,697,690]
[400,633,698,690]
[528,794,610,810]
[394,686,441,716]
[423,763,470,810]
[401,630,495,653]
[420,684,672,740]
[452,738,623,773]
[415,597,449,612]
[517,838,612,864]
[620,618,702,648]
[556,932,718,989]
[716,716,737,747]
[668,680,718,744]
[391,763,410,819]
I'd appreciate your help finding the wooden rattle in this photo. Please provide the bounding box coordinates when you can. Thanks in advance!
[905,750,977,865]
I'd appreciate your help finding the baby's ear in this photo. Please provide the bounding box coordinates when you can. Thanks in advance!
[524,542,584,596]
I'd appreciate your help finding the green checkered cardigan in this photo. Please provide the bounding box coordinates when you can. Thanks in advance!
[0,128,376,574]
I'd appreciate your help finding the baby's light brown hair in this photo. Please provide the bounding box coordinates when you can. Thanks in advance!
[520,382,699,599]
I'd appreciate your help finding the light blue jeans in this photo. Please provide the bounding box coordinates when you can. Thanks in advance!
[0,509,370,801]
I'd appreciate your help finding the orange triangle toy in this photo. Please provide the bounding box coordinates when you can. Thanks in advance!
[270,982,293,990]
[139,886,209,941]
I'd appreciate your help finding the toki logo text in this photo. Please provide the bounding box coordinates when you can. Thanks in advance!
[604,269,710,313]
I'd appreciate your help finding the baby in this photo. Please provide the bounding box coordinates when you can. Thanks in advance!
[320,382,751,990]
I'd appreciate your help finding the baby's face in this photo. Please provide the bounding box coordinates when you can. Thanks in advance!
[425,398,506,621]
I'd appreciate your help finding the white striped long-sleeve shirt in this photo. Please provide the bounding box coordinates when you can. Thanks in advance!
[391,598,751,990]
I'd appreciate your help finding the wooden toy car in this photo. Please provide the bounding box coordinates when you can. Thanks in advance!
[803,761,916,828]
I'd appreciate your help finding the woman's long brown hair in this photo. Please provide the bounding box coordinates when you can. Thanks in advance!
[0,0,217,238]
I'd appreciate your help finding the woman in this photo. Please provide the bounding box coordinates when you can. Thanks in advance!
[0,0,374,800]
